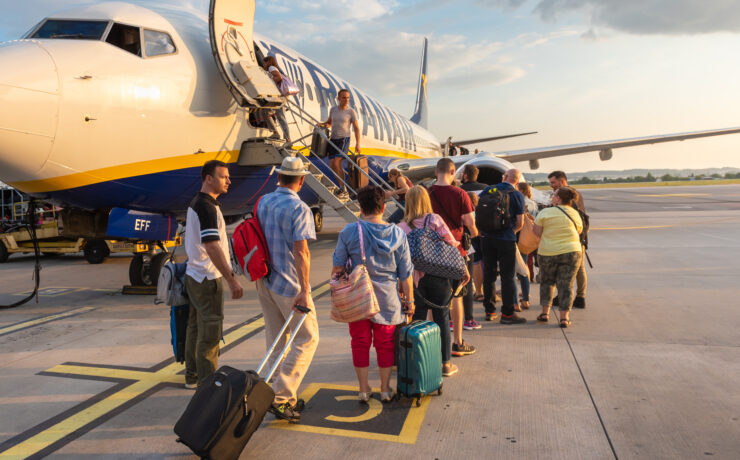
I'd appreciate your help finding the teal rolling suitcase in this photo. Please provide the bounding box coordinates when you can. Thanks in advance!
[397,320,443,406]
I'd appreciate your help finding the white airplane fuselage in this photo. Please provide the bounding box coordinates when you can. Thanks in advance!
[0,2,459,217]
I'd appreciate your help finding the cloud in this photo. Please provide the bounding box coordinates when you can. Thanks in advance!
[480,0,740,35]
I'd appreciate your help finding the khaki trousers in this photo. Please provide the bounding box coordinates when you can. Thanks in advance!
[576,245,587,297]
[184,276,224,385]
[256,279,319,405]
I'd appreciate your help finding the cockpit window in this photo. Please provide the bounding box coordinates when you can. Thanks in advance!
[32,20,108,40]
[144,29,175,57]
[105,23,141,57]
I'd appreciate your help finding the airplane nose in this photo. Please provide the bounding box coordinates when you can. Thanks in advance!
[0,40,59,183]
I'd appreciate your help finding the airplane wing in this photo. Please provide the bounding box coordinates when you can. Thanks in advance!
[443,131,537,147]
[497,127,740,165]
[393,126,740,182]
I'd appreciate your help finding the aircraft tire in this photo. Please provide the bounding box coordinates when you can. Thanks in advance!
[129,252,168,286]
[313,209,323,233]
[129,254,146,285]
[0,242,8,263]
[148,252,169,286]
[84,239,109,264]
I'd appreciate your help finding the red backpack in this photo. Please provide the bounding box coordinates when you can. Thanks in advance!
[231,196,271,282]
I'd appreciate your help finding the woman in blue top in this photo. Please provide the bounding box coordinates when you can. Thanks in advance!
[332,185,414,403]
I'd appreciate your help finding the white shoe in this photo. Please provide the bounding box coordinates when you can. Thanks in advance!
[358,392,372,403]
[381,391,395,403]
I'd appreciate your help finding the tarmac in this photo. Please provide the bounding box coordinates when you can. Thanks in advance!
[0,184,739,459]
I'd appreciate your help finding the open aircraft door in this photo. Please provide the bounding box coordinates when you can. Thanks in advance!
[209,0,282,108]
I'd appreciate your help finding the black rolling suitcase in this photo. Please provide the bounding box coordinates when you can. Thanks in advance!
[174,306,310,459]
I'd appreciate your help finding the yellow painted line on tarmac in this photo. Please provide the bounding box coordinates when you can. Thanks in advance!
[0,317,265,459]
[270,383,432,444]
[635,193,709,197]
[0,306,96,337]
[591,225,673,231]
[312,282,330,299]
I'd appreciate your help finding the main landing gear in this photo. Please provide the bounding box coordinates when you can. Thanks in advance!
[128,251,169,286]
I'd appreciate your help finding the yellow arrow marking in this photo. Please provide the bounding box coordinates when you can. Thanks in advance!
[0,317,264,459]
[325,396,383,423]
[0,306,95,336]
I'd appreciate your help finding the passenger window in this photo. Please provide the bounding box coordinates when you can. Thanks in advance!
[144,29,175,57]
[106,23,141,56]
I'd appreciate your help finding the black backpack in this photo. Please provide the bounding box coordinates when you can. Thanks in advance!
[476,187,512,233]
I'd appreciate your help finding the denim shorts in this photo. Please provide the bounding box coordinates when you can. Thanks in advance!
[327,137,350,158]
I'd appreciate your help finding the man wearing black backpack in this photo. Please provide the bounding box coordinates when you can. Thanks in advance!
[477,169,527,324]
[548,171,588,308]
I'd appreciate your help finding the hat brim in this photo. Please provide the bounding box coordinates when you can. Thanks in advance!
[275,168,309,176]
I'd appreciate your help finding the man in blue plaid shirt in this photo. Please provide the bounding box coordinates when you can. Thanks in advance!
[256,156,318,424]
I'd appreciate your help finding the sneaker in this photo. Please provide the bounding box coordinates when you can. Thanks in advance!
[463,319,482,330]
[292,399,306,413]
[269,402,301,423]
[184,382,197,390]
[573,296,586,309]
[500,313,527,324]
[451,341,476,356]
[485,312,497,321]
[442,363,459,377]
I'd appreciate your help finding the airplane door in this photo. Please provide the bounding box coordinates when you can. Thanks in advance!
[209,0,282,108]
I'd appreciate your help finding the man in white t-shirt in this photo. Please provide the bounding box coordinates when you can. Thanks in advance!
[183,160,243,388]
[318,89,361,198]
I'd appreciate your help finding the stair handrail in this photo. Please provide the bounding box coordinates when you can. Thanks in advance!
[284,100,404,211]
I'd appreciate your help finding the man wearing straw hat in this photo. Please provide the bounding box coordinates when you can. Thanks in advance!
[255,156,319,424]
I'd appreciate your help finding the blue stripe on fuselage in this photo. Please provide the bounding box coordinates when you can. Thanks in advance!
[38,156,390,218]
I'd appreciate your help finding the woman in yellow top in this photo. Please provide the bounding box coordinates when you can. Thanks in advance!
[532,187,583,327]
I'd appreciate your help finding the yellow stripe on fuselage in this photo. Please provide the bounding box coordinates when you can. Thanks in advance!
[8,147,425,194]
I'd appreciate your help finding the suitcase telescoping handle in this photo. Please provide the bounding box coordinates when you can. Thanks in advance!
[255,305,311,382]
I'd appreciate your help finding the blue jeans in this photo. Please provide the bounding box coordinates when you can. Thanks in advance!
[413,274,452,362]
[516,273,530,302]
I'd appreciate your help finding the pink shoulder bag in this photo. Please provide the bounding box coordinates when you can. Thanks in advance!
[330,222,380,323]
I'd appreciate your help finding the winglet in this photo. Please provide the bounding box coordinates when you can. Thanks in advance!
[410,38,428,128]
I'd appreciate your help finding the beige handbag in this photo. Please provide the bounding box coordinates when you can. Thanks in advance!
[330,222,380,323]
[517,213,540,255]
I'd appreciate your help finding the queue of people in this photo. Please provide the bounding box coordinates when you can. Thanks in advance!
[182,157,587,423]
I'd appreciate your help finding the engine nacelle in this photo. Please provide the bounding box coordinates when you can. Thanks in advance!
[454,154,518,186]
[599,148,613,161]
[529,159,540,170]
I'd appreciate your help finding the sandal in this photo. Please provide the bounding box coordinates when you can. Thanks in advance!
[521,301,530,310]
[513,304,522,312]
[536,313,549,322]
[358,392,372,403]
[381,391,395,403]
[560,318,571,328]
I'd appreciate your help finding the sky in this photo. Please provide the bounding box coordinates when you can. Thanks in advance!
[2,0,740,174]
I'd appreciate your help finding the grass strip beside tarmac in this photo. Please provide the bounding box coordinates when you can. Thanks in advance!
[534,178,740,190]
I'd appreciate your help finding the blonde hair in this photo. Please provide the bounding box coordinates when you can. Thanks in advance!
[403,186,433,225]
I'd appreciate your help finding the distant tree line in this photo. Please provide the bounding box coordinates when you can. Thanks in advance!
[534,171,740,186]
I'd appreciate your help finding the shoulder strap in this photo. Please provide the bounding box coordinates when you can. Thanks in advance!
[555,205,579,232]
[554,206,592,268]
[423,214,432,228]
[357,221,366,264]
[429,189,461,230]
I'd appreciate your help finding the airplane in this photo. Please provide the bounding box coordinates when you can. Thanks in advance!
[1,0,739,286]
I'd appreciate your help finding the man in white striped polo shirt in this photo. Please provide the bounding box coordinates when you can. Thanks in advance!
[184,160,244,388]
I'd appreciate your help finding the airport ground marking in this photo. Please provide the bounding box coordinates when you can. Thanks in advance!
[0,306,96,337]
[591,225,673,230]
[0,314,265,459]
[269,383,432,444]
